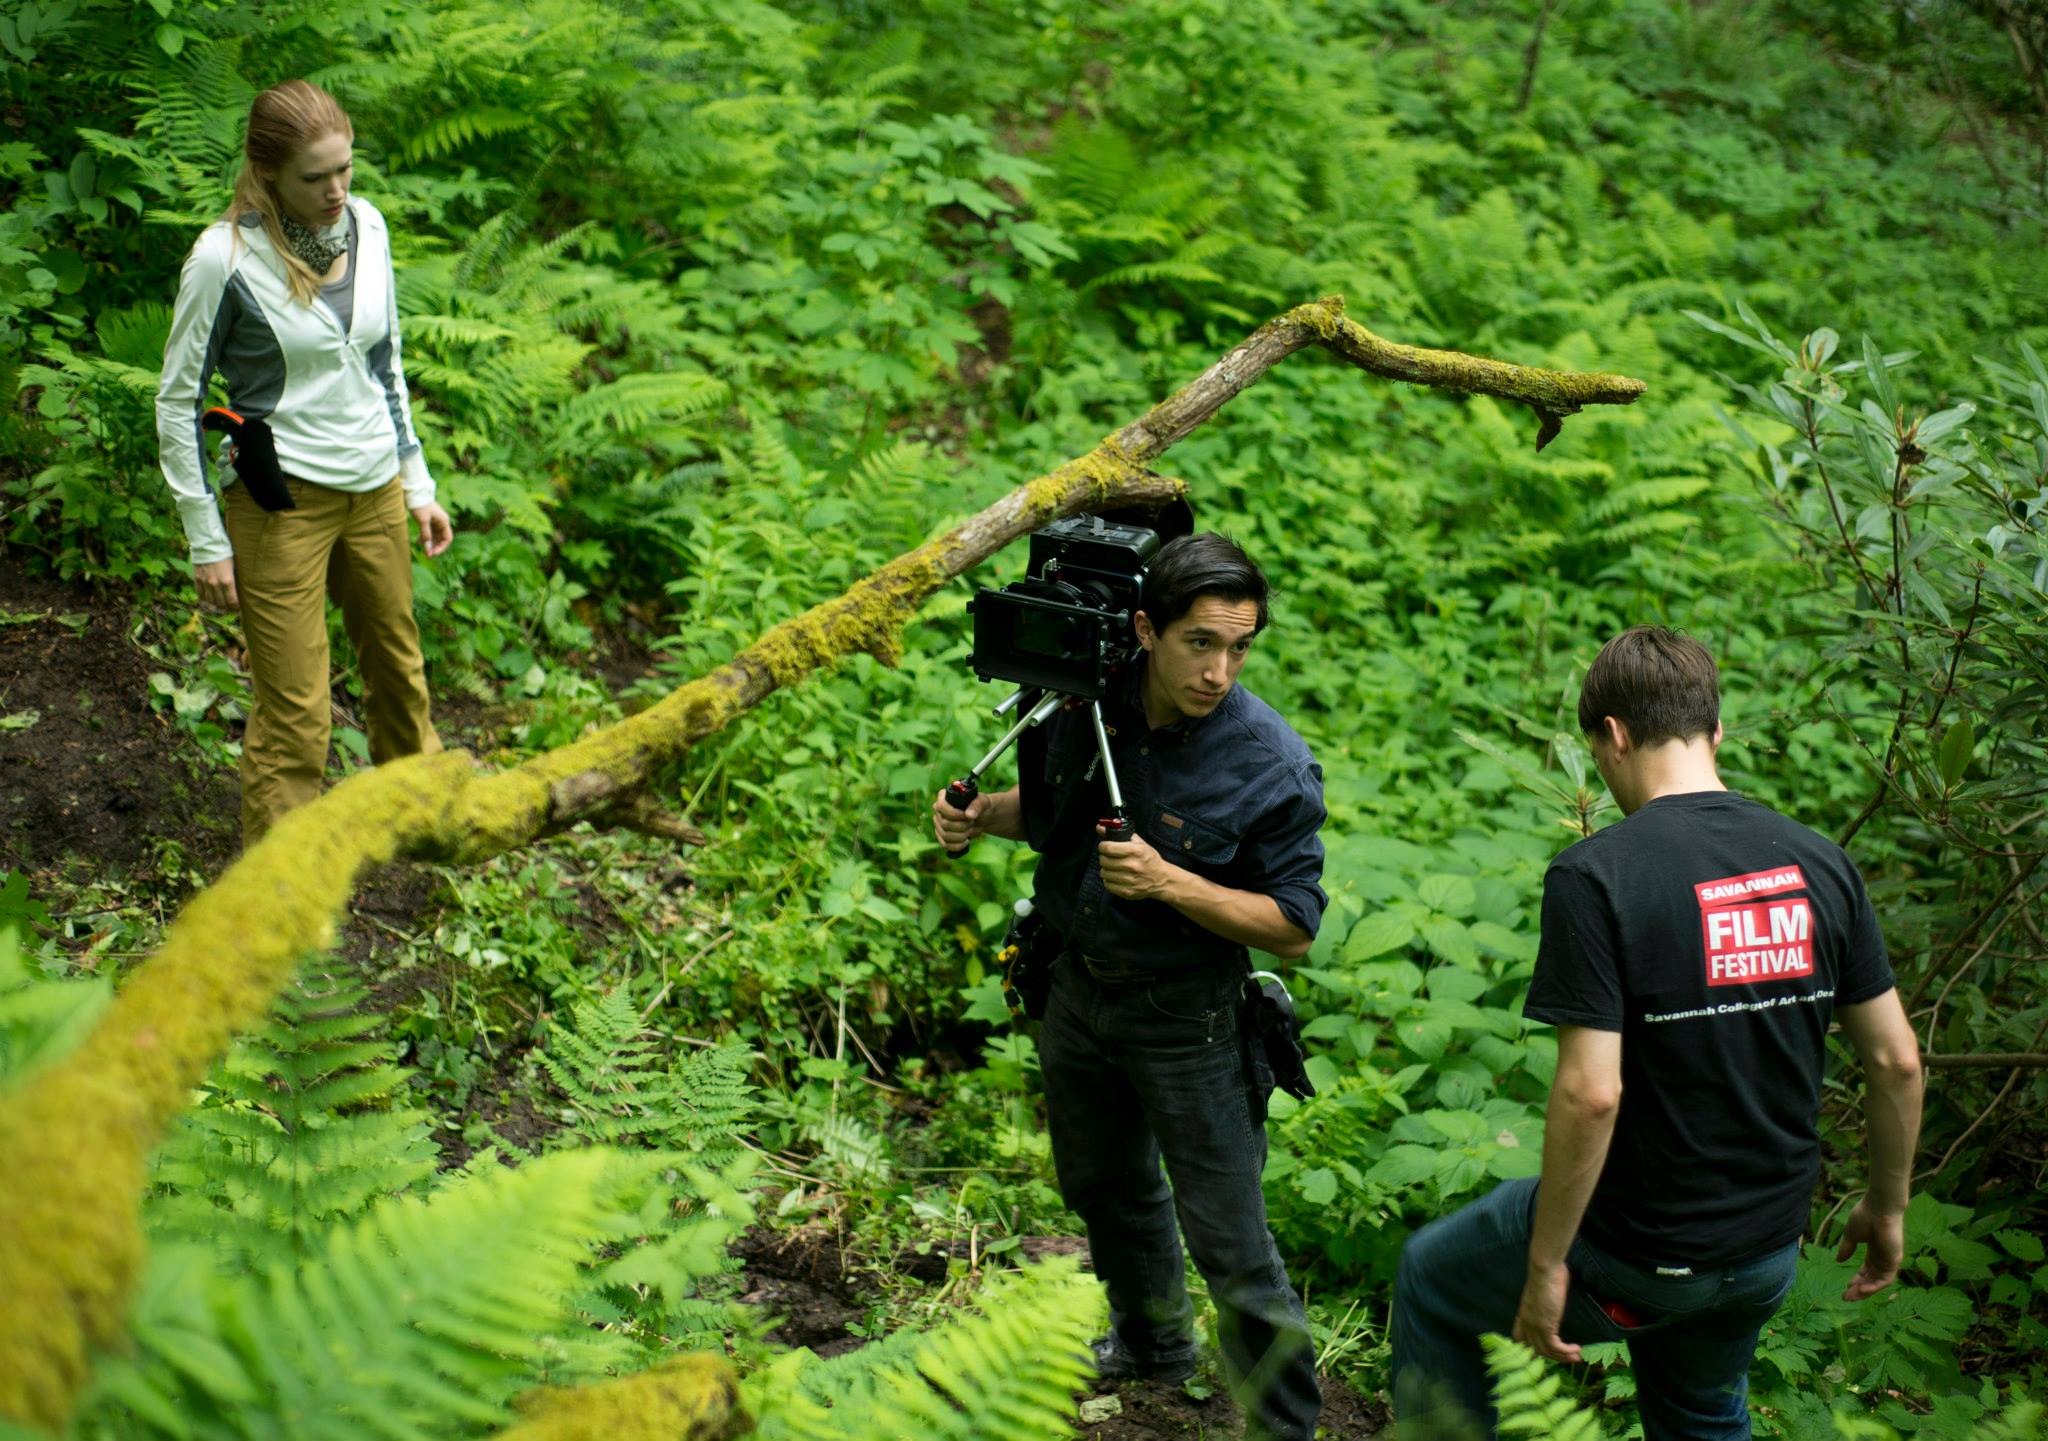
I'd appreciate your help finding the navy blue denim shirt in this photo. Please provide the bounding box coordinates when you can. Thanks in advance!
[1017,666,1328,973]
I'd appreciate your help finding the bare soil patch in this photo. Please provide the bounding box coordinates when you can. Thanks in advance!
[1078,1372,1387,1440]
[0,559,238,878]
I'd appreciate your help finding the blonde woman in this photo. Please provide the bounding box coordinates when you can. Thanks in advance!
[156,79,451,844]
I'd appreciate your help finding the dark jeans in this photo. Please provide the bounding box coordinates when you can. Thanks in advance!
[1039,955,1320,1441]
[1391,1178,1800,1441]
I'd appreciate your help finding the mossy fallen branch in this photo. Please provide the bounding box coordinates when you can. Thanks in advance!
[0,294,1643,1428]
[497,1354,750,1441]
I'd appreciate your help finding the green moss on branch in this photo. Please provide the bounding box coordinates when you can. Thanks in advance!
[497,1355,748,1441]
[0,292,1644,1428]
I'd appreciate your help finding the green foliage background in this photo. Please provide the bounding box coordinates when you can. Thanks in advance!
[3,0,2046,1435]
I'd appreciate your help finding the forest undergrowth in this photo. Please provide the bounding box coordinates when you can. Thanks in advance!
[2,0,2046,1436]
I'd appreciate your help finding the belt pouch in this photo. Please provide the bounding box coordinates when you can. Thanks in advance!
[202,407,296,512]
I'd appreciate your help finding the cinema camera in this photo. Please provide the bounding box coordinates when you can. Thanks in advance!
[940,514,1163,859]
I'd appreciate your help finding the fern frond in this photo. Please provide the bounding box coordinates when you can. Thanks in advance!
[1045,118,1141,216]
[92,302,173,368]
[538,989,753,1158]
[1583,477,1713,523]
[556,371,731,439]
[401,313,518,346]
[1482,1333,1606,1441]
[97,1150,629,1439]
[403,106,534,165]
[1968,1401,2046,1441]
[833,25,925,100]
[803,1112,891,1183]
[749,1256,1101,1441]
[453,209,526,291]
[145,971,437,1270]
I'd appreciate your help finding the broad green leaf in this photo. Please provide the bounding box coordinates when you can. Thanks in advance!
[1422,1109,1486,1143]
[1345,910,1415,961]
[1297,1168,1338,1205]
[1470,921,1536,963]
[856,894,906,923]
[1366,1144,1438,1188]
[1420,916,1479,968]
[1394,1015,1451,1061]
[1303,1054,1341,1092]
[1684,309,1778,356]
[1418,874,1476,918]
[1437,1151,1488,1197]
[1995,1228,2044,1264]
[1425,967,1487,1004]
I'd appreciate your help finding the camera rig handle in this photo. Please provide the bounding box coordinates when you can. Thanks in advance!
[941,776,979,859]
[942,689,1063,860]
[1089,700,1134,844]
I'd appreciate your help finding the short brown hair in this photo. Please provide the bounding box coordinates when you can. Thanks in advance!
[1577,626,1720,745]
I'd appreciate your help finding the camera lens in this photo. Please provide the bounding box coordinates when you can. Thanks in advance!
[1015,607,1074,659]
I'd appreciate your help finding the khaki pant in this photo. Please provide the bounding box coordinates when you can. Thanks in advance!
[225,475,440,844]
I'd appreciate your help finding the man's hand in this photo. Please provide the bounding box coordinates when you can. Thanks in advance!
[412,502,454,557]
[194,559,238,611]
[933,788,992,851]
[1836,1198,1905,1301]
[1097,826,1174,900]
[1512,1261,1581,1364]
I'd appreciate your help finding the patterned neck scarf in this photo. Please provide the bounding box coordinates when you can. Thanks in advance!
[278,210,347,273]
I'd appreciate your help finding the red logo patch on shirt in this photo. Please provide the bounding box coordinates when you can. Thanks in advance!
[1694,866,1816,987]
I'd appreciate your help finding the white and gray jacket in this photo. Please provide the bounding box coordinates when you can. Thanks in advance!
[155,195,435,565]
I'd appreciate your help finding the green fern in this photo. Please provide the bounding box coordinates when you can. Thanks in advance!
[1483,1334,1607,1441]
[556,371,731,438]
[538,988,752,1161]
[402,106,534,165]
[146,969,438,1270]
[88,1149,628,1440]
[1970,1402,2046,1441]
[93,301,174,369]
[748,1256,1102,1441]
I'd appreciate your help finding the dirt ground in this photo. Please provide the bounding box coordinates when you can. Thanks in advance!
[0,559,239,877]
[0,553,516,885]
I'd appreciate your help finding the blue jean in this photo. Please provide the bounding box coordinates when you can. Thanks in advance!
[1391,1178,1799,1441]
[1039,956,1321,1441]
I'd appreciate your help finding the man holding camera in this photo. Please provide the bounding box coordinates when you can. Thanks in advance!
[1390,627,1924,1441]
[932,533,1328,1441]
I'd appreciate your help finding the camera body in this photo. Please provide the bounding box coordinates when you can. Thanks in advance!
[969,514,1162,700]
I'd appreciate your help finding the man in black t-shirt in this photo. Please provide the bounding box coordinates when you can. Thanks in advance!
[1391,627,1925,1441]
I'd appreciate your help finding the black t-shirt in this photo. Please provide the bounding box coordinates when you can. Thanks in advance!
[1525,791,1895,1269]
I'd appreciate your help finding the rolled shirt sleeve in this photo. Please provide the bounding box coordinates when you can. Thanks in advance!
[155,235,235,565]
[1240,762,1329,942]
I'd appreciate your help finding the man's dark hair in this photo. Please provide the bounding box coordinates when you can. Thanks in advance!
[1140,532,1270,633]
[1577,626,1721,745]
